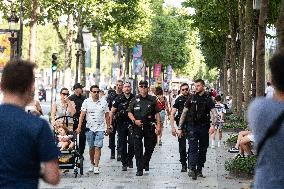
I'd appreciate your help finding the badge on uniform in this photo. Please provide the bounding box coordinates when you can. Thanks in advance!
[136,98,140,102]
[134,107,141,110]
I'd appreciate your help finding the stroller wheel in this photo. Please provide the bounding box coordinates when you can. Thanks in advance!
[74,166,78,178]
[80,157,84,175]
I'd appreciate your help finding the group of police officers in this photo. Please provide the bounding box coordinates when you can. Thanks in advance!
[73,78,217,179]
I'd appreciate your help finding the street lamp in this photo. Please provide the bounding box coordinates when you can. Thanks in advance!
[7,10,19,60]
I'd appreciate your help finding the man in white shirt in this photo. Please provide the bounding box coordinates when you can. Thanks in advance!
[265,81,275,98]
[76,85,111,174]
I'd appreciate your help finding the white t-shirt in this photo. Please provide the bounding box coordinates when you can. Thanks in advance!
[265,86,275,99]
[81,97,109,132]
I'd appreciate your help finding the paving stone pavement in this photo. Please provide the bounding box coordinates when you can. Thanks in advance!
[40,125,251,189]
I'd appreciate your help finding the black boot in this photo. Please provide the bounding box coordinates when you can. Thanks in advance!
[181,164,187,172]
[128,160,133,168]
[136,170,143,176]
[110,151,115,159]
[144,163,149,171]
[188,169,197,180]
[122,166,127,171]
[117,154,121,161]
[196,167,205,178]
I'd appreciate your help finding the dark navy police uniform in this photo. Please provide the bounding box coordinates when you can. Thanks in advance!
[112,93,135,168]
[173,95,189,168]
[184,92,215,172]
[127,94,160,174]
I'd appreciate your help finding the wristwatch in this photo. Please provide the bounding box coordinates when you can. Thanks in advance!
[132,119,136,124]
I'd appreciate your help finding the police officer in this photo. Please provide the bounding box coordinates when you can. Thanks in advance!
[177,79,217,180]
[107,80,123,160]
[69,83,86,156]
[109,82,135,171]
[170,83,190,172]
[128,80,161,176]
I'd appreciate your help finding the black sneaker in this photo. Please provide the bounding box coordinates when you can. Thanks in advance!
[144,164,149,171]
[196,168,205,178]
[117,154,122,161]
[122,166,127,171]
[110,154,115,159]
[128,160,133,168]
[228,147,239,153]
[188,169,197,180]
[181,164,187,172]
[136,170,143,176]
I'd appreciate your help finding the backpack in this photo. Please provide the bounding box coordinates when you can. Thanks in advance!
[156,96,166,110]
[186,93,212,124]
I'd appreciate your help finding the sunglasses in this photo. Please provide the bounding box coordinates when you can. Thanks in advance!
[139,85,148,89]
[181,88,189,91]
[61,93,69,96]
[91,91,100,94]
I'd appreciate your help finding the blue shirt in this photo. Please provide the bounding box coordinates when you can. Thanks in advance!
[248,97,284,189]
[0,104,59,189]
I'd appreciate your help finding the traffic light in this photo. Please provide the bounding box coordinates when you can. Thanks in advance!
[51,53,58,72]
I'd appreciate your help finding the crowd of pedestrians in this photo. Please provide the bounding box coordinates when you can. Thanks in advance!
[2,52,283,189]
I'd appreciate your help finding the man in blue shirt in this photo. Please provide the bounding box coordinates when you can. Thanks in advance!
[0,60,60,189]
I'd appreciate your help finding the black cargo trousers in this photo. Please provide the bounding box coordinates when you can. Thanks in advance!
[133,123,157,172]
[176,119,187,167]
[187,123,210,170]
[117,121,134,166]
[109,117,121,156]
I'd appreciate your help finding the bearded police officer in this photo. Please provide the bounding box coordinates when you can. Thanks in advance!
[128,80,161,176]
[109,82,135,171]
[170,83,190,172]
[177,79,217,180]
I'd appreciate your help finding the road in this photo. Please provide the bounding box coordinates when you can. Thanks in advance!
[39,124,251,189]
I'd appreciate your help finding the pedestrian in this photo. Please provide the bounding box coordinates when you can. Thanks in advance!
[127,80,161,176]
[264,81,275,98]
[210,95,226,148]
[177,79,217,180]
[155,86,170,146]
[107,80,123,160]
[0,59,60,188]
[248,52,284,189]
[170,83,190,172]
[76,85,111,174]
[51,87,76,130]
[109,81,135,171]
[69,83,87,156]
[25,98,43,116]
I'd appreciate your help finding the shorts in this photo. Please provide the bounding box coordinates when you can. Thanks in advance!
[86,130,104,148]
[247,134,255,142]
[215,122,223,130]
[160,110,166,125]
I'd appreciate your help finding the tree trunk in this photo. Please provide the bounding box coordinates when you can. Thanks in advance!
[125,45,131,80]
[277,0,284,50]
[223,38,230,98]
[29,0,39,62]
[95,32,101,85]
[244,0,254,109]
[237,0,245,116]
[65,14,73,68]
[63,14,73,87]
[228,0,237,112]
[256,0,269,96]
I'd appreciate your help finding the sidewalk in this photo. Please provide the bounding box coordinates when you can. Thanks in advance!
[40,126,251,189]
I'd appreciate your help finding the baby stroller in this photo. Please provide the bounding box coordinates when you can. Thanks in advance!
[54,115,84,177]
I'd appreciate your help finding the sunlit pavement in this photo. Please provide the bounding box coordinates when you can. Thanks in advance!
[39,124,251,189]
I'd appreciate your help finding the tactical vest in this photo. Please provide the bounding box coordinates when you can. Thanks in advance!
[116,94,134,121]
[132,95,157,123]
[177,95,189,117]
[186,93,212,125]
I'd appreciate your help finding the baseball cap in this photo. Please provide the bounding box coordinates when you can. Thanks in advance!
[139,80,148,87]
[73,83,84,90]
